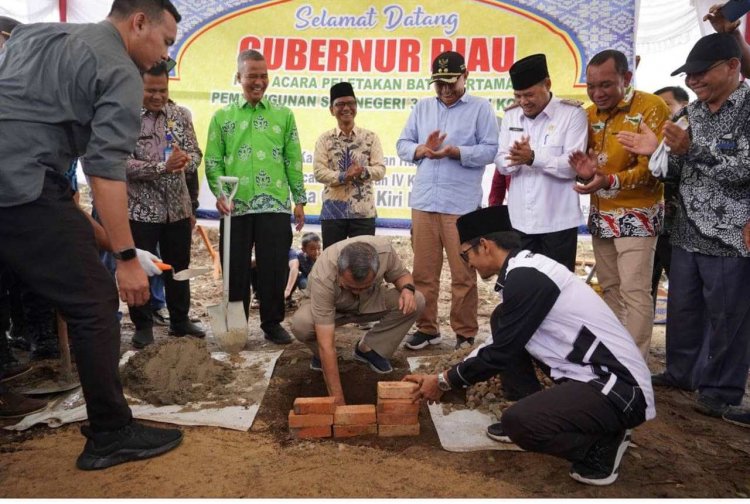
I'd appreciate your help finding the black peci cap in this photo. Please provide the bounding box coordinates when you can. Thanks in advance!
[509,54,549,90]
[457,206,514,244]
[330,81,355,104]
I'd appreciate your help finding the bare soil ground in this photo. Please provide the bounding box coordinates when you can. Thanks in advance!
[1,227,748,498]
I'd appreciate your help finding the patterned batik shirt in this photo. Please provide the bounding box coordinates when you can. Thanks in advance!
[586,88,671,238]
[204,98,306,215]
[313,126,386,220]
[127,101,202,223]
[667,83,750,257]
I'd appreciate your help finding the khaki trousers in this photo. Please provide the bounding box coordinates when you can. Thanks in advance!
[592,236,657,360]
[290,288,425,358]
[411,209,478,337]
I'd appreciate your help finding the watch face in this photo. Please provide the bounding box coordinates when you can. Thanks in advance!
[115,248,137,261]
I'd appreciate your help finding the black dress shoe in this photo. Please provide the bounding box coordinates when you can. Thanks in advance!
[168,320,206,338]
[132,327,154,349]
[263,324,292,345]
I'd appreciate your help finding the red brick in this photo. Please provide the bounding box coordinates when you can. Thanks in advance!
[334,404,377,425]
[333,424,378,438]
[290,425,332,439]
[377,398,420,415]
[377,381,418,400]
[377,412,418,425]
[288,410,333,428]
[378,423,420,437]
[293,396,337,415]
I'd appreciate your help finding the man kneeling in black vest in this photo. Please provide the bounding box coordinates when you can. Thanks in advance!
[404,206,655,486]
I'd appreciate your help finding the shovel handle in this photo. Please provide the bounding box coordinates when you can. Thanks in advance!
[218,176,240,204]
[217,176,239,302]
[57,312,73,380]
[152,260,173,271]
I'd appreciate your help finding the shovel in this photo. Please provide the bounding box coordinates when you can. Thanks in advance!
[207,176,248,353]
[151,260,211,281]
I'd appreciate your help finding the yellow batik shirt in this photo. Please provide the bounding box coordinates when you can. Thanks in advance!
[586,87,671,238]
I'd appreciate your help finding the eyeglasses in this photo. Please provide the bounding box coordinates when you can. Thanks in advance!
[459,240,481,263]
[333,100,357,109]
[684,60,726,80]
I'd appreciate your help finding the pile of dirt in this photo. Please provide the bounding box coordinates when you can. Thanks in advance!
[121,339,234,406]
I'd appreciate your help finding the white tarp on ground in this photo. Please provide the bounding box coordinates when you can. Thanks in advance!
[5,350,282,432]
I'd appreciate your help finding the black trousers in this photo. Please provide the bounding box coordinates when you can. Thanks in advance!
[517,227,578,272]
[321,217,376,249]
[128,218,192,329]
[651,233,672,306]
[0,171,131,431]
[219,213,292,331]
[502,380,643,463]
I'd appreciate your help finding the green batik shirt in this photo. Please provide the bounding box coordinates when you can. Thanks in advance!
[204,97,306,215]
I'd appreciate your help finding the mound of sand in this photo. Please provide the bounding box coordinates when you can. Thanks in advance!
[121,339,234,406]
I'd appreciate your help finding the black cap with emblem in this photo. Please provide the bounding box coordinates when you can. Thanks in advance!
[456,206,514,244]
[429,51,467,84]
[509,54,549,90]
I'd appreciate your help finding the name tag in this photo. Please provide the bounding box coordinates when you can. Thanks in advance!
[717,140,736,151]
[509,127,524,132]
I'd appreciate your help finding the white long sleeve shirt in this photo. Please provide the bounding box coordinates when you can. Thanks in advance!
[495,97,587,234]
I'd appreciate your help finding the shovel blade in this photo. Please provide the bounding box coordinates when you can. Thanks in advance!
[207,303,228,336]
[172,268,211,281]
[227,301,247,331]
[208,302,248,353]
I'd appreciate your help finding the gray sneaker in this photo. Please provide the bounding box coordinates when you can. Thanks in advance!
[404,331,441,350]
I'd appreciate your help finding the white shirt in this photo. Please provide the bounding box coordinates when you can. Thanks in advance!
[495,97,587,234]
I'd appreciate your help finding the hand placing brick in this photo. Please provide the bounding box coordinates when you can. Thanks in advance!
[334,404,377,425]
[377,381,418,400]
[293,396,337,415]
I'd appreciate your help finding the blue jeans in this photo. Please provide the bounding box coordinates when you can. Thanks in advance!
[664,246,750,405]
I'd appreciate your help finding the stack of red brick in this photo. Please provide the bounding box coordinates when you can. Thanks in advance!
[289,382,421,439]
[377,382,420,437]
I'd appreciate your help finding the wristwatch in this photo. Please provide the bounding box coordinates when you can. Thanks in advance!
[112,248,137,261]
[437,372,452,392]
[401,283,416,294]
